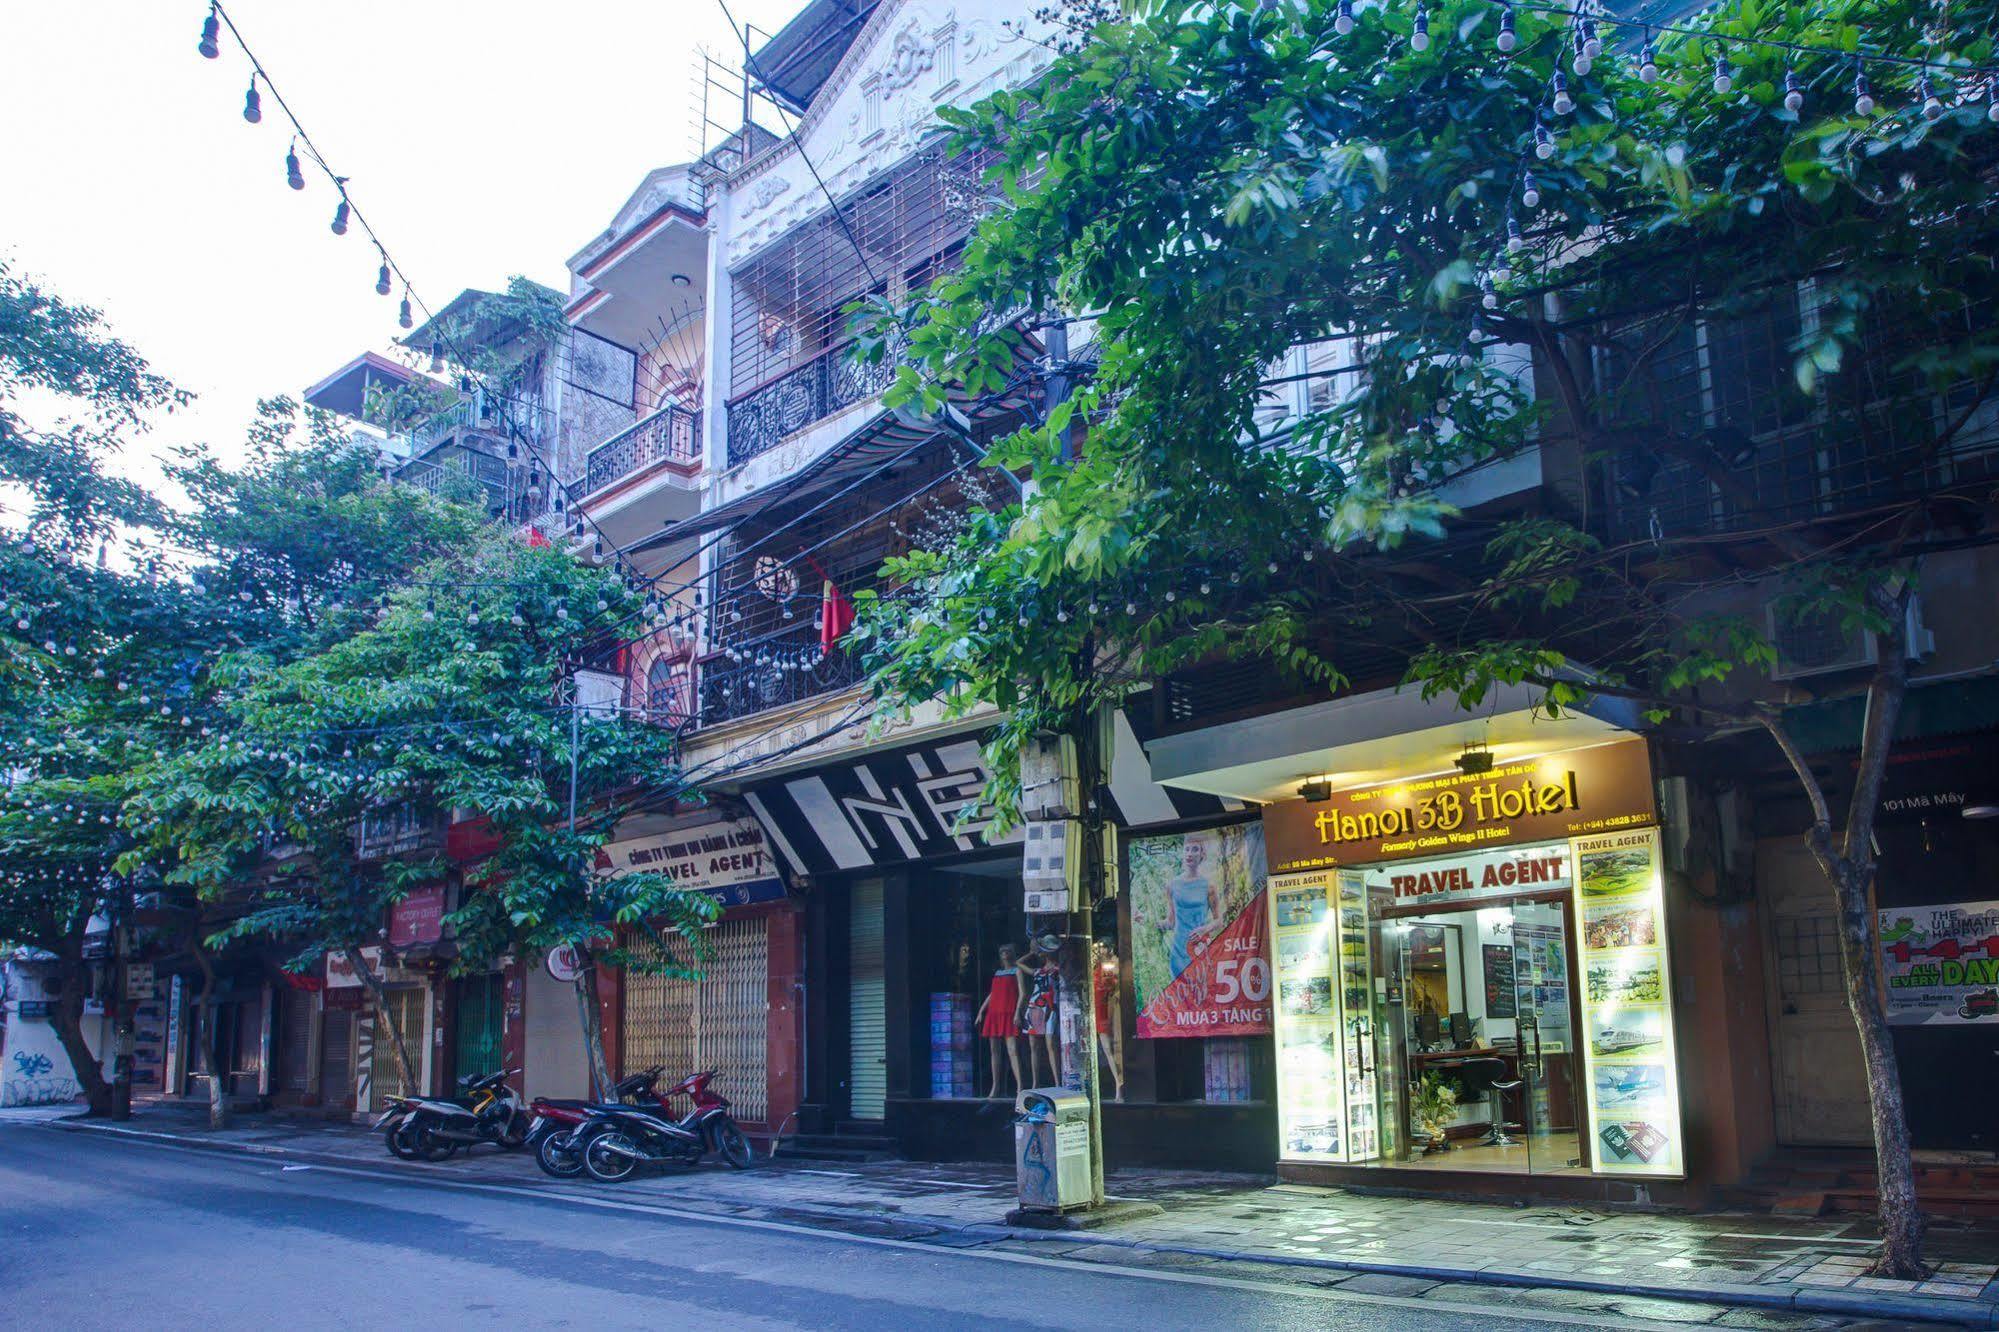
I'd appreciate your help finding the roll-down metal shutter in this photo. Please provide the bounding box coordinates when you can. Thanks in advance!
[848,879,887,1121]
[277,988,314,1093]
[623,916,769,1123]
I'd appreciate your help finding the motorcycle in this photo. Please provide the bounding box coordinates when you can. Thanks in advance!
[375,1068,528,1160]
[577,1069,753,1182]
[524,1068,666,1179]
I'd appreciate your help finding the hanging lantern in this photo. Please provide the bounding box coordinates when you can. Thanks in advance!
[398,295,413,329]
[376,261,392,296]
[331,198,350,235]
[198,4,220,58]
[242,78,262,124]
[285,144,305,190]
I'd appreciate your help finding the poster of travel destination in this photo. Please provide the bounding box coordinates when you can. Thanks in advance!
[1878,898,1999,1025]
[1571,827,1684,1177]
[1130,823,1272,1038]
[1266,871,1344,1160]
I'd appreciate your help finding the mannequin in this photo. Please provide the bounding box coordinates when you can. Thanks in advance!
[1018,942,1062,1086]
[1092,940,1125,1101]
[974,944,1029,1097]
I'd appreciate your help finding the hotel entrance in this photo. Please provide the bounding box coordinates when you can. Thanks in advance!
[1265,738,1686,1185]
[1368,882,1586,1175]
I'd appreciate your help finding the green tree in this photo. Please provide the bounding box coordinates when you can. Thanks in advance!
[128,531,713,1098]
[852,0,1999,1275]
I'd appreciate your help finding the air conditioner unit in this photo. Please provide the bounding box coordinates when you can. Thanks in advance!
[1766,594,1934,681]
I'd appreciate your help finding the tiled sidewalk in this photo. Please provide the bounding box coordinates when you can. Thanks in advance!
[41,1106,1999,1328]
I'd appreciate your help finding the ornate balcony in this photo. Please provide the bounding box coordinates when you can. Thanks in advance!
[583,403,701,497]
[724,341,896,469]
[697,640,865,729]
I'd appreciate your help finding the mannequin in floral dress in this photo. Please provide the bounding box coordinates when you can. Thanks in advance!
[1018,943,1063,1086]
[973,943,1030,1097]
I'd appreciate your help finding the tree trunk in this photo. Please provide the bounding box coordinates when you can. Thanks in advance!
[345,947,417,1097]
[48,950,112,1116]
[1765,582,1927,1278]
[571,952,612,1100]
[189,939,229,1129]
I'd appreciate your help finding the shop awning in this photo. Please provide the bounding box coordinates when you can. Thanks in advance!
[1144,674,1644,805]
[627,410,946,554]
[1782,673,1999,756]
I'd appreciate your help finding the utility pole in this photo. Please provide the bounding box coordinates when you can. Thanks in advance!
[109,877,134,1121]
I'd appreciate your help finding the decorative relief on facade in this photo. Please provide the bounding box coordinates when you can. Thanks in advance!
[878,20,935,92]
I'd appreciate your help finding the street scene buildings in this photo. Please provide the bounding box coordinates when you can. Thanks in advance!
[6,0,1999,1327]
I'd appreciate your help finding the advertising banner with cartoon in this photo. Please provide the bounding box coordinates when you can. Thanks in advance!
[1571,827,1685,1177]
[1128,823,1272,1038]
[1878,899,1999,1025]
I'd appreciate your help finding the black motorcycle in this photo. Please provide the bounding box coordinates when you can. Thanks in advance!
[377,1069,529,1160]
[524,1068,666,1179]
[577,1069,753,1182]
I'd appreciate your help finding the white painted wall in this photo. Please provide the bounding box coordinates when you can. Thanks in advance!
[522,962,591,1102]
[1,959,111,1107]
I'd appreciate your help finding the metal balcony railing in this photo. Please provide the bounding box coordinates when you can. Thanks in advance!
[724,340,897,468]
[697,643,865,728]
[583,403,701,496]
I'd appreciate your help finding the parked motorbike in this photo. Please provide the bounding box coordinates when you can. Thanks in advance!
[375,1069,528,1160]
[577,1069,753,1182]
[524,1068,666,1179]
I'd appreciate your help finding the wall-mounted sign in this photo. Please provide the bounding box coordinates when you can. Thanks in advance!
[1359,843,1573,911]
[388,884,447,948]
[1879,899,1999,1025]
[124,963,156,1002]
[1264,739,1656,872]
[15,1001,53,1020]
[743,735,1020,878]
[325,947,423,989]
[1571,827,1684,1178]
[545,945,586,984]
[595,818,785,908]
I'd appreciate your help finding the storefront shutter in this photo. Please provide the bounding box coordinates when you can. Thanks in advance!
[623,918,770,1123]
[319,1010,353,1110]
[369,988,427,1111]
[277,989,314,1093]
[848,880,887,1120]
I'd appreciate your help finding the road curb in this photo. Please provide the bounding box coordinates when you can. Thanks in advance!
[52,1118,1999,1329]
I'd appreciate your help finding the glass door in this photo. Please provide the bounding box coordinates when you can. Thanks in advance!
[1365,883,1409,1164]
[1510,898,1582,1174]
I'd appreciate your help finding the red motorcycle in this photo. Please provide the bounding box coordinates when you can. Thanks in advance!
[525,1068,665,1179]
[576,1069,753,1182]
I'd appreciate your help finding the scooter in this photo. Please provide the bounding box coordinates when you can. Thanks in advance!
[524,1068,666,1179]
[377,1069,528,1160]
[578,1069,753,1182]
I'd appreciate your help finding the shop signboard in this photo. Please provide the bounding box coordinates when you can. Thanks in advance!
[1127,823,1272,1038]
[594,818,786,908]
[1878,899,1999,1025]
[387,884,447,948]
[325,947,423,989]
[1571,827,1684,1177]
[1353,843,1573,910]
[1264,739,1656,872]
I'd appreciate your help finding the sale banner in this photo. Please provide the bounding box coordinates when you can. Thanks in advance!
[1128,823,1273,1038]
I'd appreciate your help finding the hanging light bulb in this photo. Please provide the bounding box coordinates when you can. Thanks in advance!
[1496,2,1516,53]
[1712,56,1733,95]
[1492,248,1513,283]
[376,260,392,296]
[1551,69,1574,115]
[1639,36,1658,84]
[1410,6,1429,51]
[1580,17,1600,59]
[397,295,413,330]
[1920,73,1944,121]
[1333,0,1353,36]
[198,4,220,58]
[429,341,445,374]
[242,77,262,124]
[285,142,305,190]
[1534,120,1554,159]
[1481,275,1499,310]
[421,599,436,623]
[331,197,350,235]
[1784,68,1804,114]
[1988,77,1999,123]
[1521,171,1541,209]
[1852,67,1875,116]
[1507,214,1524,253]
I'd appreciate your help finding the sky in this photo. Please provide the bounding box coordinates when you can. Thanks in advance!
[0,0,805,497]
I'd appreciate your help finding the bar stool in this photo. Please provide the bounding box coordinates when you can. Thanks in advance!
[1486,1064,1527,1147]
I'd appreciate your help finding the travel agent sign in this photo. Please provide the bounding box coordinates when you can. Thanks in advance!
[1264,739,1656,871]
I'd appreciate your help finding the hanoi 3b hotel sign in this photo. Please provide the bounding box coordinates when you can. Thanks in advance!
[1264,738,1657,871]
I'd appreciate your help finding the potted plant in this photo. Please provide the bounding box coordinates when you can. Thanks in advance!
[1410,1073,1459,1153]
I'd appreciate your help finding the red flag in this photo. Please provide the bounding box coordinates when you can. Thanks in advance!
[523,525,551,549]
[820,577,855,653]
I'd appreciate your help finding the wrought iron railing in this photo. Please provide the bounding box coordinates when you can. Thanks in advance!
[724,340,897,468]
[696,641,865,728]
[583,403,702,496]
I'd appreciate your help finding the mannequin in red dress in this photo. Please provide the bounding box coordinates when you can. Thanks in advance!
[1093,940,1124,1101]
[973,943,1030,1097]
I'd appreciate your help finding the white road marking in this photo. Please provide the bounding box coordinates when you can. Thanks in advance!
[47,1123,1719,1331]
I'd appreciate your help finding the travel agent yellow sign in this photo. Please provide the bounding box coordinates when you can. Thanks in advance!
[1264,739,1656,872]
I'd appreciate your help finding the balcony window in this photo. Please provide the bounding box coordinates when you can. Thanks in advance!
[726,147,996,466]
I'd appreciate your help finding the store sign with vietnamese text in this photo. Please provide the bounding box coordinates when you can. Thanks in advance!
[1264,739,1656,871]
[594,818,786,908]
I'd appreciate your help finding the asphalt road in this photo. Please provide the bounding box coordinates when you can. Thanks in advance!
[0,1124,1654,1330]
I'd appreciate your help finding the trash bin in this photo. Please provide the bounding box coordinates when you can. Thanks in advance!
[1014,1086,1092,1212]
